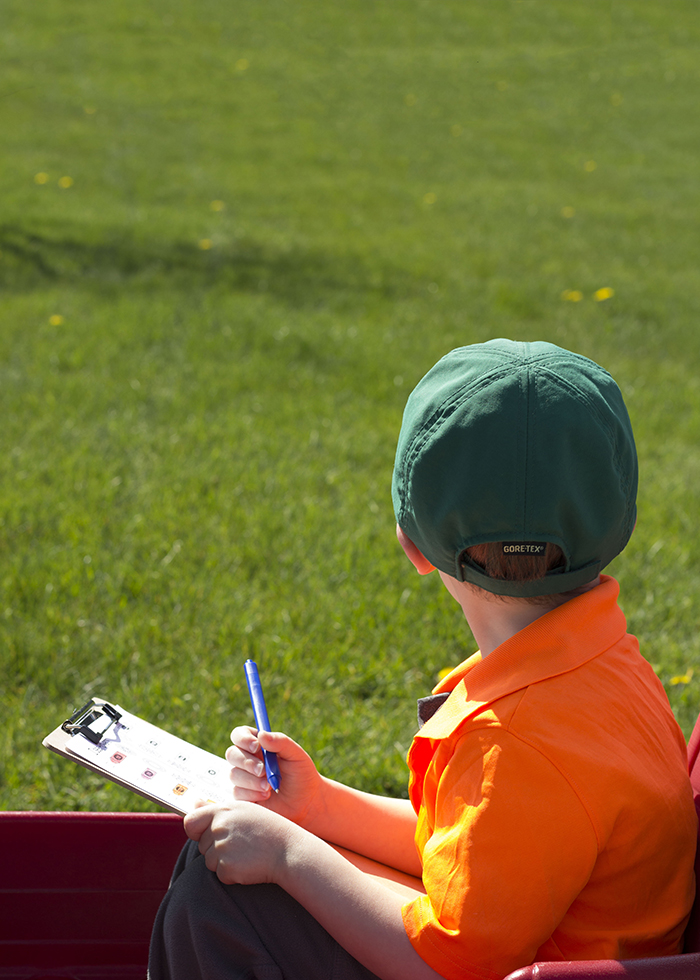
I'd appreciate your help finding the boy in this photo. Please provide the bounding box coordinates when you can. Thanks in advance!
[149,339,697,980]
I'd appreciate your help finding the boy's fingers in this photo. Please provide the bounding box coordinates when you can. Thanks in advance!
[227,755,268,788]
[225,744,265,775]
[229,727,299,762]
[232,783,271,804]
[184,804,216,840]
[230,726,260,755]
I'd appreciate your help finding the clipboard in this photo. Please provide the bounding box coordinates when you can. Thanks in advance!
[43,698,427,899]
[43,698,235,816]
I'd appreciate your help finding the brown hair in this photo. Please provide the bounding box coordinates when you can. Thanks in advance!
[463,542,588,606]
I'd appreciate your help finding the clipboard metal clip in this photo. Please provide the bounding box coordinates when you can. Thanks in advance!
[62,699,123,745]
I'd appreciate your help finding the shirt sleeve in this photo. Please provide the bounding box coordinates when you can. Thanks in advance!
[402,727,599,980]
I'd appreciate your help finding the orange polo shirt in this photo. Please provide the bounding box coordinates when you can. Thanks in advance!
[402,576,697,980]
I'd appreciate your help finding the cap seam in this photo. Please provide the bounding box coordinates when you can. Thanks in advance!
[536,365,637,549]
[521,358,530,539]
[400,364,517,488]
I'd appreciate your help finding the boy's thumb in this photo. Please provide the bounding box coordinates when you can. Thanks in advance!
[257,728,282,748]
[256,728,300,758]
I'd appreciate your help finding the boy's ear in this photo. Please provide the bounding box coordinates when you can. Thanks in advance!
[396,524,436,575]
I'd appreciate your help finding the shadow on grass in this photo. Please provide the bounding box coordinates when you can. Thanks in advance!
[0,223,418,305]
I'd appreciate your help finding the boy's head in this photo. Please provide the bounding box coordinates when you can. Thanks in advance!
[392,339,638,599]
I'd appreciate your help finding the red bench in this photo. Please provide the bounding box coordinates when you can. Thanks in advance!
[0,811,186,979]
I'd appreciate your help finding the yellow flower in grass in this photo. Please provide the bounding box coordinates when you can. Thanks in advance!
[35,172,49,184]
[49,314,65,326]
[671,669,693,685]
[437,667,454,682]
[210,200,225,212]
[594,287,614,301]
[198,239,213,250]
[58,176,74,188]
[561,290,583,302]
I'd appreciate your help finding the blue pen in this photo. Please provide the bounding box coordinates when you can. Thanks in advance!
[244,659,281,793]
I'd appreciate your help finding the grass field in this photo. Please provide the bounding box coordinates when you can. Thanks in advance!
[2,0,700,811]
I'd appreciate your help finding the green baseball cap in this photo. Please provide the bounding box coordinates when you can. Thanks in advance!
[392,339,638,597]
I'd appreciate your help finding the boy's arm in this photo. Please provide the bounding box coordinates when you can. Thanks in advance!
[227,726,421,876]
[304,777,421,876]
[187,802,442,980]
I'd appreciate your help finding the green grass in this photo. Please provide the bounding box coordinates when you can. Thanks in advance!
[2,0,700,811]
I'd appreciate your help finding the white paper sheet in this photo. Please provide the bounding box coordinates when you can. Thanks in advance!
[66,704,233,813]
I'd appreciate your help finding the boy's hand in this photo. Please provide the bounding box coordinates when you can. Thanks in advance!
[185,802,299,886]
[226,726,324,829]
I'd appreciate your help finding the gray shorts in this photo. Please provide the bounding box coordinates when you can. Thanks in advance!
[148,839,382,980]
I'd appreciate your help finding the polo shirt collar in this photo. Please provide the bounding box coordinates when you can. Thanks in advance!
[416,575,627,742]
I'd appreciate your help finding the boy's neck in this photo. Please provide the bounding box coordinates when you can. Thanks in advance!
[438,571,601,658]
